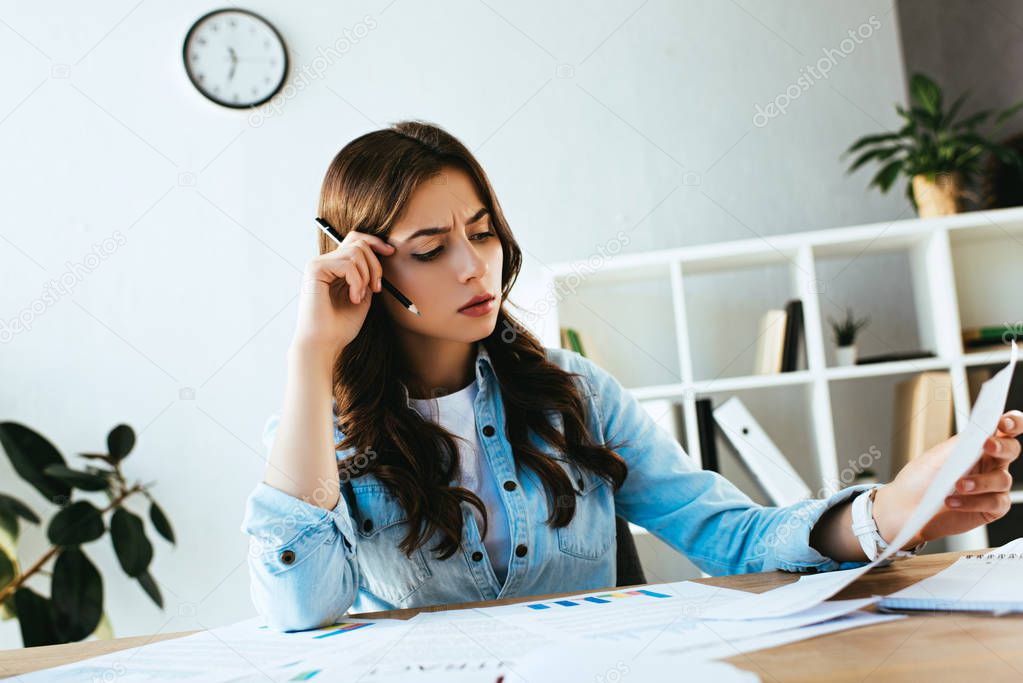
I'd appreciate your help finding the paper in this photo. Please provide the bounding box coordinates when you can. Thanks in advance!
[13,615,415,682]
[879,537,1023,613]
[701,342,1018,620]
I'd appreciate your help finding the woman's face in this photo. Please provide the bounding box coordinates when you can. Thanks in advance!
[380,166,504,342]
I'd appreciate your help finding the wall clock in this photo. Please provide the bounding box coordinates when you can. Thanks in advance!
[183,8,288,109]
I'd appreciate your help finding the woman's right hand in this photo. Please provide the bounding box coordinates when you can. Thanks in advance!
[292,229,395,360]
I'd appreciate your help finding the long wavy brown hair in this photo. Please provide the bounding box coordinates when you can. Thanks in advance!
[317,120,628,560]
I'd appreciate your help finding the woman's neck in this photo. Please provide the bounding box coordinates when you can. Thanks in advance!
[398,333,479,399]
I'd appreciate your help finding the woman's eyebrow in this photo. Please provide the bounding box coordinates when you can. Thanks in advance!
[404,207,488,240]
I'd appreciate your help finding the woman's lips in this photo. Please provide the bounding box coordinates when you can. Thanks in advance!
[458,296,495,317]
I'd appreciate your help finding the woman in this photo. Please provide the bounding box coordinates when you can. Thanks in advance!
[241,120,1021,632]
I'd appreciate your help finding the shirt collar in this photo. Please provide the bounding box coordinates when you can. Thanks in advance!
[400,341,494,408]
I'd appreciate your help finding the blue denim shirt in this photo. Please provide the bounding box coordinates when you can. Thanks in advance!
[241,343,874,632]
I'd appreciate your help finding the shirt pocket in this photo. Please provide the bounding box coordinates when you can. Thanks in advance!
[348,484,432,604]
[555,463,615,561]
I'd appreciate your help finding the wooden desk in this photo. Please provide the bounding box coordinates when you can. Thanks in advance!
[2,549,1021,681]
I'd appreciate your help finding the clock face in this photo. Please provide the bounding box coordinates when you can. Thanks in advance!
[183,9,288,109]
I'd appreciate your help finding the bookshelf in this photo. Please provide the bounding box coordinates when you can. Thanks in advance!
[542,205,1023,552]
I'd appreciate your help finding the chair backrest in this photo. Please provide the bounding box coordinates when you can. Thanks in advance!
[613,515,646,587]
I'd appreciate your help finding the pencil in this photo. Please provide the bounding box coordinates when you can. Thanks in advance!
[314,217,420,316]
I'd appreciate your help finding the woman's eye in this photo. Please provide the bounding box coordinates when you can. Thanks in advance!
[412,232,495,262]
[413,247,443,261]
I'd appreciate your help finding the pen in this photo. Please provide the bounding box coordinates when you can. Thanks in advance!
[315,217,421,316]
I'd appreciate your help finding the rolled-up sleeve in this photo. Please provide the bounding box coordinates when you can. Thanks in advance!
[572,352,876,576]
[240,414,361,631]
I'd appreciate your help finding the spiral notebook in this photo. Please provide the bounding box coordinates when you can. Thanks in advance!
[878,538,1023,614]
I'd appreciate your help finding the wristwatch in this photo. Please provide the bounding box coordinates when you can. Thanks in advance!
[850,486,927,565]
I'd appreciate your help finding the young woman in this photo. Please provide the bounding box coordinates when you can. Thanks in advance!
[242,120,1022,632]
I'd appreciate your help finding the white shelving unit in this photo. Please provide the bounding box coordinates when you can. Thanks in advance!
[543,206,1023,552]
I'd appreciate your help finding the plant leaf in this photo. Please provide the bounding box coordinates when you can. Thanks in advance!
[14,587,59,647]
[136,569,163,609]
[91,611,114,640]
[52,547,104,642]
[111,508,153,577]
[107,425,136,463]
[845,131,904,155]
[870,159,904,193]
[847,145,903,173]
[149,501,175,545]
[47,501,105,546]
[0,422,70,503]
[910,73,942,117]
[0,493,40,524]
[42,464,110,492]
[78,452,114,464]
[0,545,15,592]
[994,99,1023,127]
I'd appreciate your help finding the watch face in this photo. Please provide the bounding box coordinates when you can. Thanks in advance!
[183,8,288,109]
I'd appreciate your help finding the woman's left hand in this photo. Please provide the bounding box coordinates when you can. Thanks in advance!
[873,410,1023,548]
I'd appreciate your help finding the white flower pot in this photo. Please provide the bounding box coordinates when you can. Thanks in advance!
[836,345,857,366]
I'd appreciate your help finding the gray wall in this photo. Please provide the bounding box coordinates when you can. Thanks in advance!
[0,0,912,645]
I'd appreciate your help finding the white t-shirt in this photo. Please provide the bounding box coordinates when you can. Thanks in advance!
[409,381,511,584]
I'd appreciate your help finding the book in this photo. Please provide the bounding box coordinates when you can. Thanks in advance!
[890,371,954,473]
[713,397,812,505]
[753,309,788,375]
[695,398,719,473]
[963,326,1021,348]
[879,538,1023,613]
[781,300,804,372]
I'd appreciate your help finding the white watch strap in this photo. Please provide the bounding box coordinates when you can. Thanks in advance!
[850,486,927,564]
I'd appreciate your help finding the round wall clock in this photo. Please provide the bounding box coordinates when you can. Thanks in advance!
[182,8,288,109]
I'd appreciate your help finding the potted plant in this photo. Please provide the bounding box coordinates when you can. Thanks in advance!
[0,422,175,647]
[828,308,870,366]
[843,73,1023,217]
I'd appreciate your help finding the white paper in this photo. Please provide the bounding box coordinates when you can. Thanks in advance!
[879,537,1023,612]
[701,342,1018,620]
[13,615,414,682]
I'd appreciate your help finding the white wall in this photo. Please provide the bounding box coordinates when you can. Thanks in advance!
[0,0,910,646]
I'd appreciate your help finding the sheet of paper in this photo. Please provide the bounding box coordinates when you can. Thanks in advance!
[700,342,1018,620]
[656,609,905,661]
[475,579,878,652]
[13,615,414,683]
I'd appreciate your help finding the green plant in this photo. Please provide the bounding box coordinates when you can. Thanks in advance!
[0,422,175,647]
[828,308,870,347]
[843,72,1023,202]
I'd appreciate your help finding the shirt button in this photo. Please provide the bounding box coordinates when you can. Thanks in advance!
[471,550,484,562]
[515,544,528,558]
[362,518,374,533]
[503,480,517,491]
[482,425,496,437]
[280,549,296,565]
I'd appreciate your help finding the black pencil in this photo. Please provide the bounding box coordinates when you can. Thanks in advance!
[314,217,420,316]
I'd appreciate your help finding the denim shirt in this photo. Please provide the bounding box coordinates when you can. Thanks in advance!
[241,343,875,632]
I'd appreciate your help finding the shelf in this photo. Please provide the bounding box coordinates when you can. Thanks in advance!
[961,347,1016,367]
[546,206,1023,550]
[688,370,813,394]
[825,357,950,381]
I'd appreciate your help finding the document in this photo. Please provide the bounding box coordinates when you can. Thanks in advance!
[700,342,1018,620]
[13,615,415,682]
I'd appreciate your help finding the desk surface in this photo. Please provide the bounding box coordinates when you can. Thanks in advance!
[2,549,1022,682]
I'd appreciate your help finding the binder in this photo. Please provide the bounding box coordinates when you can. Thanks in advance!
[713,397,811,505]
